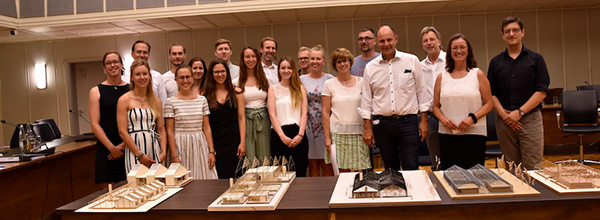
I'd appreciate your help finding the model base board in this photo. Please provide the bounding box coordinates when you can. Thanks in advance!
[207,172,296,211]
[434,169,540,199]
[528,171,600,194]
[75,188,182,213]
[329,170,441,207]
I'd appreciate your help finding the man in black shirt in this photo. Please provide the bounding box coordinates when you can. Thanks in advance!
[487,16,550,169]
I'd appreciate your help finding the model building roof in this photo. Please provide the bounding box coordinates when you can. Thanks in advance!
[378,168,407,190]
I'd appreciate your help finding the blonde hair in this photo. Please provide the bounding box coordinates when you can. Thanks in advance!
[130,59,160,117]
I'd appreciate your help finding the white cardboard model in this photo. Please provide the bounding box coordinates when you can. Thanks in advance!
[529,160,600,194]
[165,163,193,187]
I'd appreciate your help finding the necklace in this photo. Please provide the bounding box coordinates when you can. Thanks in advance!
[337,76,353,87]
[107,79,123,90]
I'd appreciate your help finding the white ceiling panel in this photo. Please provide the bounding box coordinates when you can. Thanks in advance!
[265,10,298,23]
[202,14,242,27]
[233,12,271,25]
[297,8,328,21]
[326,6,358,20]
[354,4,389,18]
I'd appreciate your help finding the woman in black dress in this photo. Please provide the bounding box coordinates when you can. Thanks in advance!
[89,51,129,187]
[203,59,246,179]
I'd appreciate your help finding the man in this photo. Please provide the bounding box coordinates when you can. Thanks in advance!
[420,26,445,170]
[163,43,186,98]
[351,27,380,77]
[214,39,239,80]
[122,40,168,108]
[488,16,549,170]
[297,46,311,75]
[260,37,279,85]
[359,25,430,171]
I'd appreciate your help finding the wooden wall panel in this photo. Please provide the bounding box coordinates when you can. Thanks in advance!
[245,25,272,49]
[166,30,195,64]
[219,27,245,66]
[380,17,408,52]
[141,33,168,73]
[538,10,565,89]
[351,19,380,54]
[513,11,538,52]
[272,23,299,60]
[26,41,59,123]
[0,43,27,144]
[563,9,589,90]
[407,16,433,60]
[460,14,488,72]
[589,8,600,84]
[192,29,219,63]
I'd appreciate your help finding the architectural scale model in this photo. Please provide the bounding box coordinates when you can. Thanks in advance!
[444,165,513,194]
[218,156,295,205]
[87,163,192,209]
[534,160,600,189]
[352,169,407,198]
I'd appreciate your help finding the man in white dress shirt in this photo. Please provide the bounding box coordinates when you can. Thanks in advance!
[163,43,186,98]
[260,37,279,85]
[360,25,430,171]
[214,39,240,80]
[122,40,168,108]
[420,26,445,170]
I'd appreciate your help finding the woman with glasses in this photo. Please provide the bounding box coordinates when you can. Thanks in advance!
[204,59,246,178]
[89,51,129,188]
[164,65,218,179]
[433,33,492,170]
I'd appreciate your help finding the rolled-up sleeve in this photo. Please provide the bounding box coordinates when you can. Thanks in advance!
[535,54,550,94]
[413,59,431,113]
[359,65,373,119]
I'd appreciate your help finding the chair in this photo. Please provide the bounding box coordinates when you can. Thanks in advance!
[577,85,600,103]
[485,109,503,166]
[556,90,600,164]
[35,118,61,139]
[32,123,55,142]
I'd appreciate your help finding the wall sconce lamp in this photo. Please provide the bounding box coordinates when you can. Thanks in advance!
[35,63,47,89]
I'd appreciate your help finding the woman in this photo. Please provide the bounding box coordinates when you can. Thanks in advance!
[89,51,129,187]
[433,33,492,170]
[267,57,309,177]
[322,48,371,173]
[300,45,334,177]
[164,65,218,179]
[233,47,271,159]
[117,59,167,172]
[188,57,207,95]
[204,59,246,179]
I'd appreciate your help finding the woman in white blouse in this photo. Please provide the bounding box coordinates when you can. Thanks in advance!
[267,57,309,177]
[323,48,372,173]
[433,33,492,170]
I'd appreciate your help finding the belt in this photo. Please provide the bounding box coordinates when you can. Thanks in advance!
[373,114,416,120]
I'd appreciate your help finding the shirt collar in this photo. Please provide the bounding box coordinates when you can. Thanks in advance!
[424,50,446,65]
[376,49,403,63]
[262,61,276,69]
[502,44,530,58]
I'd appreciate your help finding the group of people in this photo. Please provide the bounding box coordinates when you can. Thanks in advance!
[89,15,550,187]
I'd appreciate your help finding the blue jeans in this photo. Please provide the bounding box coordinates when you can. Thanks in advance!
[372,115,420,170]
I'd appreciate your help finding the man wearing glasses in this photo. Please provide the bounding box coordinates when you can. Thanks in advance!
[297,46,311,75]
[351,27,380,77]
[488,16,550,169]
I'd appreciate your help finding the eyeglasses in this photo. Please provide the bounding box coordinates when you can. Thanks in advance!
[502,28,521,35]
[104,61,120,66]
[298,57,309,61]
[214,70,227,75]
[451,46,468,51]
[176,75,193,80]
[358,37,375,42]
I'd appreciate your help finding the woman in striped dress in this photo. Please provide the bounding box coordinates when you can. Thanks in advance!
[165,65,218,179]
[117,59,167,173]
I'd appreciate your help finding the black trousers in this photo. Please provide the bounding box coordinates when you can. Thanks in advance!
[439,134,486,170]
[271,124,309,177]
[372,115,420,170]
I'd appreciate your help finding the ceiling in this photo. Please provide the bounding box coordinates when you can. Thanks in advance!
[1,0,599,44]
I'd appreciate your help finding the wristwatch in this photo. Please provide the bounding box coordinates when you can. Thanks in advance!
[517,108,526,116]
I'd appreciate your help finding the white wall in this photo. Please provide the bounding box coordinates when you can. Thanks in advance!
[2,8,600,145]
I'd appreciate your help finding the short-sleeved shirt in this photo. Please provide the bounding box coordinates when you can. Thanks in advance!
[351,53,380,77]
[487,45,550,110]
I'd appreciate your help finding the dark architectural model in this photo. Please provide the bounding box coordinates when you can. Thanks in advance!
[352,169,407,198]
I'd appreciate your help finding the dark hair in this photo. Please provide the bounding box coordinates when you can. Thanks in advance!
[239,47,270,92]
[501,16,524,32]
[174,64,192,77]
[358,27,376,36]
[102,51,123,66]
[203,59,237,110]
[169,42,186,54]
[188,57,207,91]
[445,33,477,73]
[259,36,277,49]
[131,40,151,52]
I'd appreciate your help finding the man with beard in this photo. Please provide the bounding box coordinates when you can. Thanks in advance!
[163,43,187,98]
[122,40,168,108]
[260,37,279,85]
[351,27,379,77]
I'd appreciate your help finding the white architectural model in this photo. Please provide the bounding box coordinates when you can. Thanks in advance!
[88,163,192,209]
[219,156,295,204]
[534,160,600,189]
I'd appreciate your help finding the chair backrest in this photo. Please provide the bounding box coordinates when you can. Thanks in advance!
[33,123,55,142]
[486,109,498,141]
[35,118,61,139]
[562,90,598,124]
[576,85,600,103]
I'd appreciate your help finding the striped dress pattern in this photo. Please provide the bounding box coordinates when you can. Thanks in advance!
[164,95,218,179]
[125,108,162,174]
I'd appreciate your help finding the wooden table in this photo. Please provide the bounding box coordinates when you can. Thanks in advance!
[0,136,98,220]
[57,173,600,220]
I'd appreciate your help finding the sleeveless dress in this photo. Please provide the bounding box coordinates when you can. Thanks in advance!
[209,99,241,179]
[94,84,129,184]
[164,95,218,179]
[124,108,162,173]
[300,73,334,159]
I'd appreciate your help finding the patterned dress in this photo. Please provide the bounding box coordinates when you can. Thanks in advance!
[124,108,162,173]
[164,95,218,179]
[300,73,334,159]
